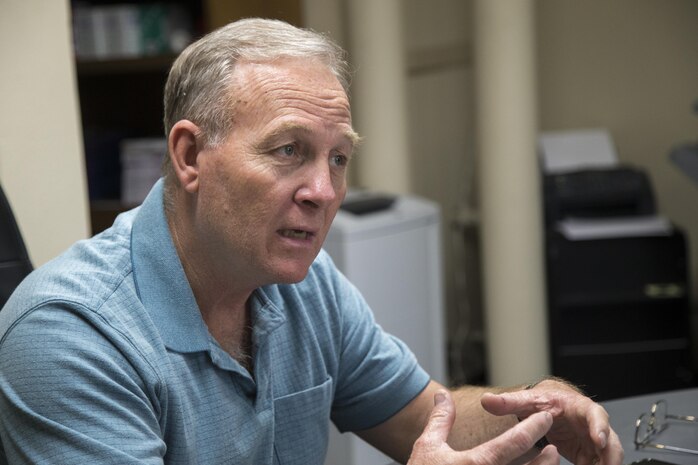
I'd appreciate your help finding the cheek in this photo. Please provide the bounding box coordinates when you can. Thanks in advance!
[330,183,347,211]
[224,180,282,238]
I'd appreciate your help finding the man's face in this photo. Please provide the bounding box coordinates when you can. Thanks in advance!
[194,58,357,287]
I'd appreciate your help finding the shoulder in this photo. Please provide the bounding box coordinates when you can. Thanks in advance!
[0,231,166,414]
[3,209,137,318]
[0,299,166,463]
[0,208,163,374]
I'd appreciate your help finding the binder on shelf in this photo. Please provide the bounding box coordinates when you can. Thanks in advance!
[72,3,193,61]
[120,138,166,206]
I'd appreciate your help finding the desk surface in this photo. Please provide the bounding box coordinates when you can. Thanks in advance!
[602,388,698,465]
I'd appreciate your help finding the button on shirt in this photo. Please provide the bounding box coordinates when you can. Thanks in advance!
[0,179,430,464]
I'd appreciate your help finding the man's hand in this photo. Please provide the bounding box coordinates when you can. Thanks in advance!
[480,378,624,465]
[408,390,560,465]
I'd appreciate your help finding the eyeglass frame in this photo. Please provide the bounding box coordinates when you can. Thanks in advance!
[634,399,698,456]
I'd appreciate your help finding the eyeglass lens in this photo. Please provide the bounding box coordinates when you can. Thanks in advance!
[635,412,652,445]
[650,400,668,435]
[635,399,698,455]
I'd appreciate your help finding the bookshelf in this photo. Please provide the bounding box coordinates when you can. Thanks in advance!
[72,0,301,234]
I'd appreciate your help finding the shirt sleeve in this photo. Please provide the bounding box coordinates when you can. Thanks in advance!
[0,303,166,464]
[320,253,431,432]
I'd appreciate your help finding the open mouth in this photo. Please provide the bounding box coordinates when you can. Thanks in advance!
[280,229,312,240]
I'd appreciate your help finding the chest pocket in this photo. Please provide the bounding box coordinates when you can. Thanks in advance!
[273,377,333,465]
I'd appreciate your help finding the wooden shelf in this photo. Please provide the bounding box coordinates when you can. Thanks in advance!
[75,0,303,234]
[90,200,132,235]
[76,55,178,76]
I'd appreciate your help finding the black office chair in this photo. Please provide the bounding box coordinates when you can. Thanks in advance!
[0,184,32,309]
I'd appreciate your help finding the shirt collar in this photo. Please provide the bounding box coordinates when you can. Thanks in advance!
[131,179,288,357]
[131,179,211,353]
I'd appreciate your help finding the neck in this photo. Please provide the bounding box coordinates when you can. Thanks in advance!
[206,298,254,372]
[166,200,255,370]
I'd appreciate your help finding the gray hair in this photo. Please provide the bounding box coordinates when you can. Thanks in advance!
[161,18,351,195]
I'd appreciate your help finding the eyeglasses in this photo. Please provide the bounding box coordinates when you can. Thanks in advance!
[634,399,698,455]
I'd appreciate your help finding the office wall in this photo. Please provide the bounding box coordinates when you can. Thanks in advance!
[401,0,698,382]
[402,0,482,384]
[536,0,698,363]
[0,0,350,269]
[0,0,90,266]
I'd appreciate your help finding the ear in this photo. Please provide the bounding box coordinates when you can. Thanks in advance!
[168,120,203,194]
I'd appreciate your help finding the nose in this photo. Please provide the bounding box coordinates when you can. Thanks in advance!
[294,159,340,208]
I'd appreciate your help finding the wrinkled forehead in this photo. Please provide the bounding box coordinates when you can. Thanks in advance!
[226,58,355,136]
[230,59,349,110]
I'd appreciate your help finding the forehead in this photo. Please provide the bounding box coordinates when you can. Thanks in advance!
[228,58,353,129]
[232,57,344,92]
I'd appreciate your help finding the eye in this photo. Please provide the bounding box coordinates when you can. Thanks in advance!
[280,144,296,157]
[330,153,349,167]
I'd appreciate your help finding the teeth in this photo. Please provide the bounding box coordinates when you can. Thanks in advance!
[282,229,309,239]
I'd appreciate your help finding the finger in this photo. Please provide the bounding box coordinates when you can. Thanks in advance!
[417,389,456,447]
[481,390,543,418]
[529,445,560,465]
[586,403,611,450]
[470,411,553,464]
[480,391,513,416]
[597,429,624,465]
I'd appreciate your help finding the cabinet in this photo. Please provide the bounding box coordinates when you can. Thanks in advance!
[545,229,694,400]
[73,0,301,234]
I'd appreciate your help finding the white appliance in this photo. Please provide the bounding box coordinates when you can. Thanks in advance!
[322,192,446,465]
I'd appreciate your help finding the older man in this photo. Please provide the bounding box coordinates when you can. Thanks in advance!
[0,18,622,465]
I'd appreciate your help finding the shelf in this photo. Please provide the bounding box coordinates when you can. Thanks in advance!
[89,200,134,235]
[76,55,178,76]
[557,338,690,358]
[74,0,304,235]
[552,290,687,308]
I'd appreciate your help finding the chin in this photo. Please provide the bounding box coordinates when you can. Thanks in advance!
[270,263,312,285]
[274,271,309,285]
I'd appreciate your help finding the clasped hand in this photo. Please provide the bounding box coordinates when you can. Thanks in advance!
[408,380,624,465]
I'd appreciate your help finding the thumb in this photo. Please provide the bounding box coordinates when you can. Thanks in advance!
[418,390,456,446]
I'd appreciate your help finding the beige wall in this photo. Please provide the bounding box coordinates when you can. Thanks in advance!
[538,1,698,254]
[537,0,698,359]
[400,0,698,382]
[403,0,480,383]
[0,0,90,266]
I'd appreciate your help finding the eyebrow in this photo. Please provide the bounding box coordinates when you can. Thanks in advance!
[259,122,362,151]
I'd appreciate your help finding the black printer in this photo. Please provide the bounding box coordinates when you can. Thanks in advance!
[543,166,655,225]
[543,165,694,400]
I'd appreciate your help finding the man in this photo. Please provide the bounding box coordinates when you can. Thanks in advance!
[0,18,622,465]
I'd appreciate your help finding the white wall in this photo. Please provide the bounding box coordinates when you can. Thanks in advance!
[0,0,90,266]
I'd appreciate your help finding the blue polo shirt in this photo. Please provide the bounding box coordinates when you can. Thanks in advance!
[0,180,429,464]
